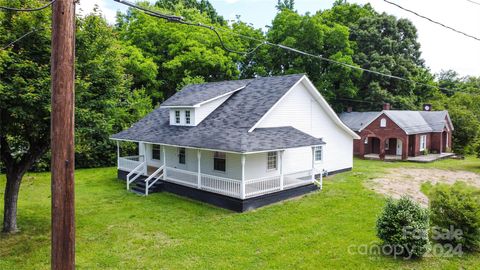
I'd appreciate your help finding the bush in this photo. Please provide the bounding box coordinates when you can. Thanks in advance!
[429,182,480,252]
[376,196,430,258]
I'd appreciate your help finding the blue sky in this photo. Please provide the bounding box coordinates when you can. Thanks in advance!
[78,0,480,76]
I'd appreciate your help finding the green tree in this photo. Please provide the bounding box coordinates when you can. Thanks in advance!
[117,1,242,104]
[0,3,151,233]
[264,9,361,110]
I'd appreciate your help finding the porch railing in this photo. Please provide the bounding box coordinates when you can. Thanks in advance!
[245,175,281,198]
[201,174,241,198]
[119,158,315,198]
[118,155,144,172]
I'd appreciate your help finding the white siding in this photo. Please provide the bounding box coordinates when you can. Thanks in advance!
[255,81,354,172]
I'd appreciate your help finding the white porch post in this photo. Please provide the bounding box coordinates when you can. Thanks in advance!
[241,154,246,199]
[162,146,167,180]
[311,147,315,182]
[116,141,120,169]
[197,150,202,189]
[140,142,147,175]
[279,150,284,190]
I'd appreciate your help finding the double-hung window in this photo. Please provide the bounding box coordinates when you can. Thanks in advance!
[185,110,191,124]
[175,110,181,124]
[152,145,161,160]
[213,152,226,172]
[267,152,277,170]
[314,146,323,162]
[419,135,427,151]
[178,148,186,164]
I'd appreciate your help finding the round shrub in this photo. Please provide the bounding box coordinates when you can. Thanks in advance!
[376,196,430,258]
[429,182,480,252]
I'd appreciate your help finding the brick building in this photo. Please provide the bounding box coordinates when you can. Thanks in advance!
[339,104,454,160]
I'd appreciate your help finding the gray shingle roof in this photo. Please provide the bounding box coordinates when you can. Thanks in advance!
[112,74,326,152]
[339,110,453,134]
[338,112,381,132]
[161,79,253,107]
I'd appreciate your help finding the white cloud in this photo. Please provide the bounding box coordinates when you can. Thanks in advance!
[76,0,119,24]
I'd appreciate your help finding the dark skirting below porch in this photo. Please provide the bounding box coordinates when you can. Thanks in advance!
[117,169,320,212]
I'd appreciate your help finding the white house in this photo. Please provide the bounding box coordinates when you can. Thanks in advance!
[111,74,360,211]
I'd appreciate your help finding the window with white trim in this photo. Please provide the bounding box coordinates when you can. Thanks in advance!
[364,137,368,144]
[420,135,427,151]
[175,110,180,124]
[380,118,387,127]
[314,146,323,162]
[185,110,191,124]
[267,152,277,170]
[178,148,186,164]
[152,145,161,160]
[213,152,226,172]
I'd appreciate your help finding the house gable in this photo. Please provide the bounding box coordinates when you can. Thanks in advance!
[250,76,360,139]
[360,112,408,138]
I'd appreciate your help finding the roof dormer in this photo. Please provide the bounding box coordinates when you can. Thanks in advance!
[162,80,249,126]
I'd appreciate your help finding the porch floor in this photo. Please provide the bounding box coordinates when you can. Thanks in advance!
[364,154,402,161]
[363,153,454,162]
[407,153,455,163]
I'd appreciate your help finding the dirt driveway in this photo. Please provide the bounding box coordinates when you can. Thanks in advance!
[367,168,480,207]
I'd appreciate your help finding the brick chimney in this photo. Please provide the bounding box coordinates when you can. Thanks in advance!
[383,103,391,111]
[347,106,353,113]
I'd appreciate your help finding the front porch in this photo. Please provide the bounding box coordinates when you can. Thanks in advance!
[363,153,455,163]
[115,141,324,204]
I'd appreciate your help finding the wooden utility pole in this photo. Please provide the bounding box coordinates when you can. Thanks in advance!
[51,0,76,269]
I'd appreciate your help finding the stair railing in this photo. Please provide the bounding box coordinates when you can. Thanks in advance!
[126,161,146,190]
[144,165,164,196]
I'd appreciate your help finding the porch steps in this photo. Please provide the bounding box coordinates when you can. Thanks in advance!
[129,178,164,196]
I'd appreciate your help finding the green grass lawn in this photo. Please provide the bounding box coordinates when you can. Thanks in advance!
[1,158,479,269]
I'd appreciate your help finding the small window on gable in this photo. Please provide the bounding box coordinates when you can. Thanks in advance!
[314,146,323,162]
[185,110,191,124]
[178,148,186,164]
[152,145,161,160]
[380,118,387,127]
[175,110,181,124]
[214,152,226,172]
[267,152,277,170]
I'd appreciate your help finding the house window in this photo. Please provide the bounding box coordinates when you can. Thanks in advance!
[267,152,277,170]
[314,146,323,162]
[178,148,186,164]
[213,152,226,172]
[420,135,427,151]
[175,110,180,124]
[364,137,368,144]
[152,145,161,160]
[385,140,390,150]
[185,110,191,124]
[380,118,387,127]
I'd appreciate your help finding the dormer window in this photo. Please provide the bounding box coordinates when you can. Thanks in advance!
[380,118,387,127]
[185,110,191,124]
[175,110,180,124]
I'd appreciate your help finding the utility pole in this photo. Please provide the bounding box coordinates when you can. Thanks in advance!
[51,0,76,269]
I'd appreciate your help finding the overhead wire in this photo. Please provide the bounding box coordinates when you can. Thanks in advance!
[0,0,56,12]
[1,28,43,50]
[115,0,460,94]
[383,0,480,42]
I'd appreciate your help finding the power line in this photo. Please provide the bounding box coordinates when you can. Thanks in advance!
[114,0,264,55]
[383,0,480,42]
[114,0,457,94]
[0,0,56,12]
[1,28,43,50]
[465,0,480,6]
